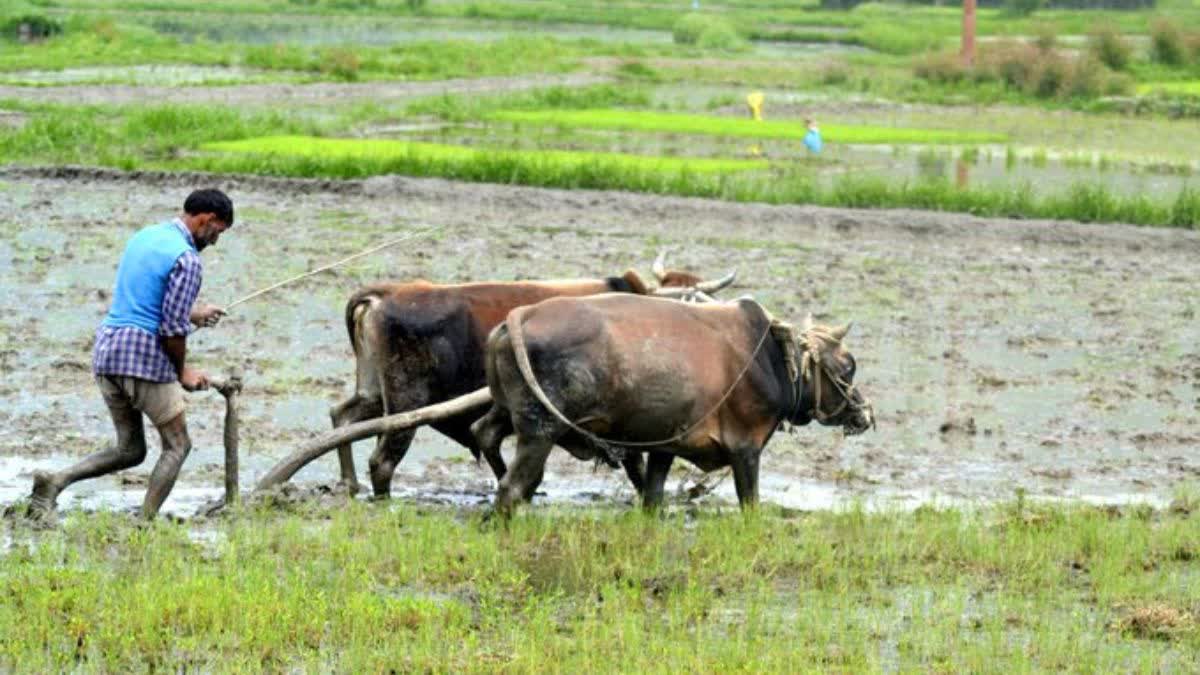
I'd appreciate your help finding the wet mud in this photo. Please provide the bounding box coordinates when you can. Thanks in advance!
[0,169,1197,517]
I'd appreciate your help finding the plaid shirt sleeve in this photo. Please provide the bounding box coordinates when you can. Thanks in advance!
[159,251,203,337]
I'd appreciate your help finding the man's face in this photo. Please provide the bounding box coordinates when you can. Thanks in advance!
[194,213,231,251]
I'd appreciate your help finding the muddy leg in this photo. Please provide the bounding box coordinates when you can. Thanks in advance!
[495,435,554,517]
[622,453,647,495]
[469,405,511,481]
[30,393,148,518]
[330,393,382,494]
[367,429,416,499]
[641,451,675,511]
[729,449,761,510]
[142,413,192,519]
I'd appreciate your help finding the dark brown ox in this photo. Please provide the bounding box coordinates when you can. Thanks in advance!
[330,263,735,497]
[472,294,873,515]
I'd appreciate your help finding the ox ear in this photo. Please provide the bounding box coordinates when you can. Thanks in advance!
[801,313,814,332]
[652,250,668,282]
[829,322,852,342]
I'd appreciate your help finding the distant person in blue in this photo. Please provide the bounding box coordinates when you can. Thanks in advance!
[29,189,233,522]
[803,117,823,154]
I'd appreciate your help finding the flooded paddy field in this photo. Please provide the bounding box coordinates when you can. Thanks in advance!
[1,167,1196,519]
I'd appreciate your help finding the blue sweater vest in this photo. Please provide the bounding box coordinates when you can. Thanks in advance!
[103,222,196,334]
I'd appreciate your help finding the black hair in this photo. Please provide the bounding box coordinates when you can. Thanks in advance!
[183,188,234,226]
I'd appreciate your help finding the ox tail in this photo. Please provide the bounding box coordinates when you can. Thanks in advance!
[505,308,582,434]
[344,287,382,357]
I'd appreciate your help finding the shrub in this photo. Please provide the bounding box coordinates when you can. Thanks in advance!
[1087,23,1132,70]
[406,0,427,11]
[672,14,710,45]
[323,48,361,81]
[981,40,1041,88]
[1027,53,1069,97]
[2,14,62,41]
[671,14,745,51]
[697,21,745,51]
[1150,19,1188,66]
[1060,56,1107,98]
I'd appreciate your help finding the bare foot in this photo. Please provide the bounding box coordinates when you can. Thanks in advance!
[28,471,61,522]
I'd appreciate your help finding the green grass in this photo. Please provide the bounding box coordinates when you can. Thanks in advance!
[1138,81,1200,95]
[489,109,1010,145]
[1,500,1197,671]
[202,135,768,174]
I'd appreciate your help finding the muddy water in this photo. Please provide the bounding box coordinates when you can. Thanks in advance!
[0,170,1197,518]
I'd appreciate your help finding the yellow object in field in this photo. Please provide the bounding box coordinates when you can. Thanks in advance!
[746,91,764,121]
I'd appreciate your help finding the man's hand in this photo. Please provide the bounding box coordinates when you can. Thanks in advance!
[180,367,210,392]
[190,304,226,329]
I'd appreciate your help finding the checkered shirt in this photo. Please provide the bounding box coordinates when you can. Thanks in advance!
[92,220,203,383]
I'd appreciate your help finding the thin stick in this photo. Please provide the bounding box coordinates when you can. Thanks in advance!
[223,223,446,311]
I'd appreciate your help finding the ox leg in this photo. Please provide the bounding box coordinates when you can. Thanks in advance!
[621,453,646,496]
[330,393,382,494]
[470,405,512,481]
[367,429,416,499]
[641,451,675,511]
[729,449,761,509]
[495,435,554,517]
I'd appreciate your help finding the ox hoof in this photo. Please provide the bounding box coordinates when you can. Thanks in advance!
[334,479,364,497]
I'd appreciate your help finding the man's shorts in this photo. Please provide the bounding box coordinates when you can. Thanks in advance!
[96,375,186,427]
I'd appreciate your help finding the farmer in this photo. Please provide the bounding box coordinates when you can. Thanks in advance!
[29,189,233,521]
[803,117,823,155]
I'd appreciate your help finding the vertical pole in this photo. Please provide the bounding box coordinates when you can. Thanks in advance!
[962,0,977,68]
[213,370,243,507]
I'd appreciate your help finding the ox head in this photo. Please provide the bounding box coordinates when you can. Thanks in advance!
[792,314,874,436]
[650,251,737,301]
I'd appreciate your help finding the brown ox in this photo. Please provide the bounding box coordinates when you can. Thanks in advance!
[330,261,734,497]
[472,294,873,515]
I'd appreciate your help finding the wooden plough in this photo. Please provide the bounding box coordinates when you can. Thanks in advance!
[253,387,492,491]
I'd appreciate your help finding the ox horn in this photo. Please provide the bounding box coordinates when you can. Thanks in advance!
[801,313,815,332]
[652,250,668,282]
[829,322,852,342]
[695,269,737,294]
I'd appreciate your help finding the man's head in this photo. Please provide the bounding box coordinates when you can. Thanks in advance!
[182,189,234,252]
